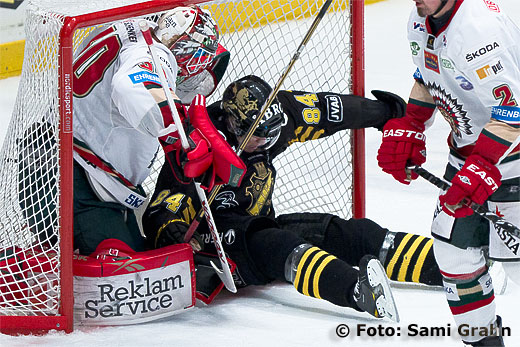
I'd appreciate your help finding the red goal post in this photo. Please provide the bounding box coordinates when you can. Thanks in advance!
[0,0,365,334]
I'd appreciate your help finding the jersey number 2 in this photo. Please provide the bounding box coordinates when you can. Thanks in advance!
[493,84,518,106]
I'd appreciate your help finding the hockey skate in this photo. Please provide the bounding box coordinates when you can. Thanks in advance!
[354,255,400,322]
[464,316,504,347]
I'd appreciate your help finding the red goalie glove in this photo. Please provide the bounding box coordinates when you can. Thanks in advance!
[189,94,246,190]
[377,117,427,184]
[182,128,213,179]
[160,112,214,180]
[161,95,246,191]
[439,154,501,218]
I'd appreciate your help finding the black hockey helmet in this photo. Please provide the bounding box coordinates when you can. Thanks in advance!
[221,75,284,151]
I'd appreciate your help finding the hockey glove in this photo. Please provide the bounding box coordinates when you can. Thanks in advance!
[160,124,213,185]
[371,90,407,130]
[377,117,426,184]
[161,95,246,191]
[188,94,246,191]
[155,218,203,252]
[160,102,214,181]
[142,192,203,251]
[439,154,501,218]
[182,128,214,178]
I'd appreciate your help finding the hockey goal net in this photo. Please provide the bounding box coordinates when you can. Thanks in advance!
[0,0,364,333]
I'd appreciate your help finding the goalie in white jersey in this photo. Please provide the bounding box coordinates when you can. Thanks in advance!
[377,0,520,346]
[71,6,244,255]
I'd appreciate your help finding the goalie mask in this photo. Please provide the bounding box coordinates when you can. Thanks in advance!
[155,6,219,84]
[222,75,285,152]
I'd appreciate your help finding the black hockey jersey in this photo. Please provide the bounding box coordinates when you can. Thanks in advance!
[145,89,394,229]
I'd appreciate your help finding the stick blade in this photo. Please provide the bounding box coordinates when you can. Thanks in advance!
[210,261,237,293]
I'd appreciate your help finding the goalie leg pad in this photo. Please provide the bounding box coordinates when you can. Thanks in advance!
[73,242,195,326]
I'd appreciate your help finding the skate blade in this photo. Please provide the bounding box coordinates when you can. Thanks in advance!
[367,259,400,323]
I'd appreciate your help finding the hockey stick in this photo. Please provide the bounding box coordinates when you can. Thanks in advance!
[407,165,520,238]
[184,0,334,242]
[139,22,237,293]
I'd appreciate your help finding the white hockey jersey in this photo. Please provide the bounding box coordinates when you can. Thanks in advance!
[73,19,179,209]
[407,0,520,180]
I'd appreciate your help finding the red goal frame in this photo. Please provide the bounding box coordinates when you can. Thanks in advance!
[0,0,365,334]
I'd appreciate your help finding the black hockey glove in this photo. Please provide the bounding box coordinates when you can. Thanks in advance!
[142,193,203,252]
[371,90,407,131]
[155,218,203,252]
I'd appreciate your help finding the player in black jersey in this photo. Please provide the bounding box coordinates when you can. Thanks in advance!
[143,75,442,320]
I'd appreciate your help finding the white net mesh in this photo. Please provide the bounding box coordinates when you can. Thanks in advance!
[0,3,64,317]
[0,0,356,325]
[207,1,354,217]
[142,0,354,217]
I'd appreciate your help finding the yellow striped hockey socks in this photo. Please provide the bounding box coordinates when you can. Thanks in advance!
[380,231,442,286]
[287,245,360,308]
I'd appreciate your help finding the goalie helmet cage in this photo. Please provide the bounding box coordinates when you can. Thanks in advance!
[0,0,365,334]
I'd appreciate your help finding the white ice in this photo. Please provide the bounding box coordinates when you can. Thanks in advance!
[1,0,519,346]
